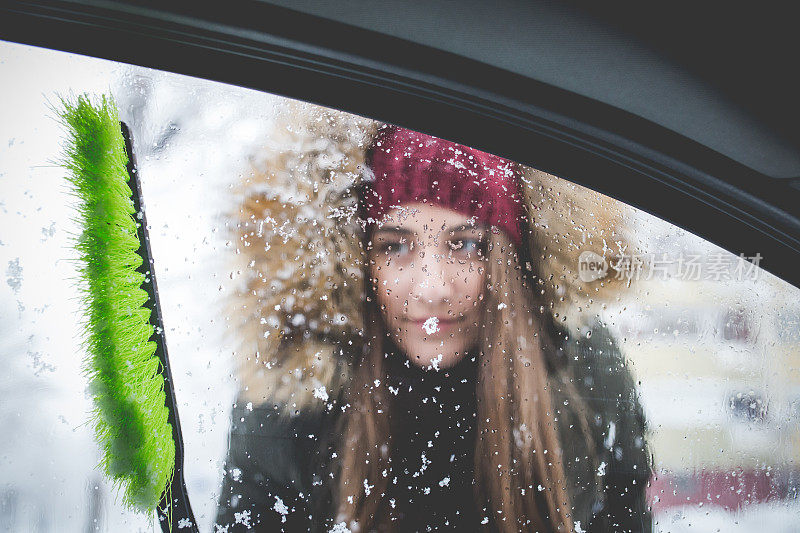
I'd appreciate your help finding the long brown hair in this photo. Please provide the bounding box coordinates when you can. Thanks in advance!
[336,228,590,532]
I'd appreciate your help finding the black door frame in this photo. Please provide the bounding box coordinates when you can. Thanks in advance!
[1,0,798,289]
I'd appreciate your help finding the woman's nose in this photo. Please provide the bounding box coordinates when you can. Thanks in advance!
[412,250,452,303]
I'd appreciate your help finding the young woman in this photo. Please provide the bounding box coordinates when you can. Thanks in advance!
[216,117,651,532]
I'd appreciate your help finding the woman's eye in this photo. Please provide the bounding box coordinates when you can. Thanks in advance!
[379,240,411,256]
[449,238,484,256]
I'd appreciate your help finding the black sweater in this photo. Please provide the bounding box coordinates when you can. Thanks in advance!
[382,349,482,530]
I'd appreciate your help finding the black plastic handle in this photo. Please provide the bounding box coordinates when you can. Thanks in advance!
[121,122,198,533]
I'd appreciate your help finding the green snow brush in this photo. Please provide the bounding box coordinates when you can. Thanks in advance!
[58,94,197,532]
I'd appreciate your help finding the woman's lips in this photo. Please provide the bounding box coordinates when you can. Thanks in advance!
[409,316,462,334]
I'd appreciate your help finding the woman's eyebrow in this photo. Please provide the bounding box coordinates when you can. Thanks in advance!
[447,222,484,233]
[374,226,414,236]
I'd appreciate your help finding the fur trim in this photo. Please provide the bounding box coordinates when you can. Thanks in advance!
[227,101,376,411]
[520,166,639,329]
[227,102,636,412]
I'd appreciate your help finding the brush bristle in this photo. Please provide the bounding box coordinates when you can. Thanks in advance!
[58,94,175,512]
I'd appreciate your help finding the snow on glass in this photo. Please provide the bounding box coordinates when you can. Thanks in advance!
[4,41,799,532]
[422,316,439,334]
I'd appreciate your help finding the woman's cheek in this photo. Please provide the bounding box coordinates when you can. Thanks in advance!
[388,272,412,318]
[468,267,485,301]
[373,268,407,324]
[452,262,485,307]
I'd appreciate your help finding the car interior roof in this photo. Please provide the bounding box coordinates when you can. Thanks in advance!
[259,0,800,181]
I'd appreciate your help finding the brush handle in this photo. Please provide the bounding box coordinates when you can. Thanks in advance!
[121,122,199,533]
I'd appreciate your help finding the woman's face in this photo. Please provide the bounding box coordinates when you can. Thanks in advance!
[368,203,488,369]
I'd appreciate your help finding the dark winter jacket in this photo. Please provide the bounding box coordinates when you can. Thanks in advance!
[214,322,652,532]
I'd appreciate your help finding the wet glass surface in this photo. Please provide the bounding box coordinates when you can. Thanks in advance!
[1,39,798,532]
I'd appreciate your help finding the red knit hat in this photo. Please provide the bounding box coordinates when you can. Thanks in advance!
[362,125,526,245]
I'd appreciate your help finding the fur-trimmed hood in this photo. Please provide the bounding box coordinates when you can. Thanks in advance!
[226,100,637,412]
